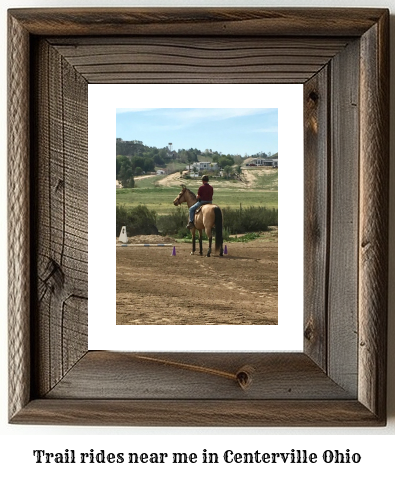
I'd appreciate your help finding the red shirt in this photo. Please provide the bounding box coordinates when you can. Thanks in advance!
[197,183,213,201]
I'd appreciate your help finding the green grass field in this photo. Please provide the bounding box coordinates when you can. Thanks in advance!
[117,186,182,215]
[116,169,278,215]
[131,175,162,188]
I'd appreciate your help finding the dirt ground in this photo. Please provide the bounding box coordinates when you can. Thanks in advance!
[116,233,278,325]
[156,168,276,189]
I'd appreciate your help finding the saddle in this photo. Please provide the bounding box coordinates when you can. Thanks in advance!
[195,203,214,215]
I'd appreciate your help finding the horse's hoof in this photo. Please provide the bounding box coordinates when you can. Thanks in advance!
[190,252,195,255]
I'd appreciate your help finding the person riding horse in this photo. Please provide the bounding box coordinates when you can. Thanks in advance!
[187,175,213,229]
[173,182,223,257]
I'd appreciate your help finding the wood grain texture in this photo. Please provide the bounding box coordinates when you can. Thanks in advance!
[49,37,350,84]
[358,12,389,421]
[30,39,88,397]
[46,352,354,400]
[303,67,329,370]
[8,8,387,37]
[11,399,384,427]
[327,39,360,396]
[7,8,389,426]
[8,13,31,421]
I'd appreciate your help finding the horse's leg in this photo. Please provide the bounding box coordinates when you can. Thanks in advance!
[199,229,203,256]
[206,227,212,257]
[191,229,196,255]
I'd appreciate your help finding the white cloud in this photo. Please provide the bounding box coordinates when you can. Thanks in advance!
[117,107,276,123]
[138,108,276,132]
[158,108,273,122]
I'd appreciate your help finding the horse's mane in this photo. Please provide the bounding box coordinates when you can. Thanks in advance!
[182,186,196,200]
[187,188,196,200]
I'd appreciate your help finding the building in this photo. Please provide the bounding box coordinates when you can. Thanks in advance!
[248,158,278,168]
[190,161,219,172]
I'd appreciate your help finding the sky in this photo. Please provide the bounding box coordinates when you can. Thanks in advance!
[116,108,278,156]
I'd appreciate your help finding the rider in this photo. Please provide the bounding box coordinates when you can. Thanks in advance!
[187,175,213,229]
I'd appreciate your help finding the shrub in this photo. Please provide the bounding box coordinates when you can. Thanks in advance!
[116,204,158,236]
[155,205,277,238]
[156,207,188,236]
[116,204,278,239]
[222,206,277,234]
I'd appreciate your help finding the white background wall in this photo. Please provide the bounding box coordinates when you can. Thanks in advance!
[1,0,394,476]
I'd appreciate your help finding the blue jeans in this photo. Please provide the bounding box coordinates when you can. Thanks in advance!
[189,201,212,223]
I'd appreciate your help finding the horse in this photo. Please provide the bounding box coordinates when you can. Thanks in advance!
[173,186,223,257]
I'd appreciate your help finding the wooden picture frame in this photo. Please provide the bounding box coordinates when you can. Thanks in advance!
[8,8,389,426]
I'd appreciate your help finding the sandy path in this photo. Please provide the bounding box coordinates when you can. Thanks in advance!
[116,236,278,326]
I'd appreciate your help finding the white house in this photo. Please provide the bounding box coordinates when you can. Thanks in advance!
[249,158,278,167]
[191,162,219,171]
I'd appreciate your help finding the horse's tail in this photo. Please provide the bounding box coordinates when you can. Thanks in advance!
[214,206,223,253]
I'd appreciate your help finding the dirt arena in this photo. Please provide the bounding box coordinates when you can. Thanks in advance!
[116,232,278,325]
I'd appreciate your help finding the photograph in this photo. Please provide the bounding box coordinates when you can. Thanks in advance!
[115,108,278,325]
[6,6,390,433]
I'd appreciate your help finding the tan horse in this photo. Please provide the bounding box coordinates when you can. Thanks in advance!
[173,186,223,257]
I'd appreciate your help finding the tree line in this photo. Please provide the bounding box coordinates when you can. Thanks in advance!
[116,138,277,188]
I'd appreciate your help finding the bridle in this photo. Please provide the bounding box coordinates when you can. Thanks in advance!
[174,188,187,206]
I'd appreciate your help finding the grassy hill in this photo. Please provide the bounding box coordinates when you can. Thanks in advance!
[116,168,278,216]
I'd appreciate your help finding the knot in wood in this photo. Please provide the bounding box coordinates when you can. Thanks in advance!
[304,322,314,341]
[308,91,319,103]
[236,365,254,390]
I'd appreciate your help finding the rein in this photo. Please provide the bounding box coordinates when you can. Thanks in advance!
[176,188,196,206]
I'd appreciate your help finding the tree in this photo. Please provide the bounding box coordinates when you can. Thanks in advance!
[159,148,169,162]
[132,156,145,170]
[116,155,129,176]
[118,163,135,188]
[143,158,155,173]
[179,150,189,163]
[223,165,233,178]
[218,156,234,169]
[186,150,197,173]
[153,154,164,166]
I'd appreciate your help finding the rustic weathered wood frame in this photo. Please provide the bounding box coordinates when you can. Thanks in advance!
[8,8,389,426]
